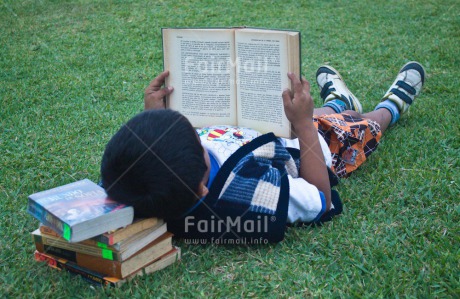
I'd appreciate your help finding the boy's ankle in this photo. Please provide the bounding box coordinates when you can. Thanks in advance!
[323,99,348,113]
[375,100,400,126]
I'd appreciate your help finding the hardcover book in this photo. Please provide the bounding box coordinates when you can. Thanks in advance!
[162,27,301,138]
[27,179,134,242]
[34,246,181,287]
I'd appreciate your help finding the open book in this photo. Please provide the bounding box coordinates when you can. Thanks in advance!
[162,27,301,138]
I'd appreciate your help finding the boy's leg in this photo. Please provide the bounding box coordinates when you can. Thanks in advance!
[312,111,382,178]
[341,109,392,134]
[312,62,425,177]
[313,106,335,116]
[313,65,377,177]
[316,61,425,133]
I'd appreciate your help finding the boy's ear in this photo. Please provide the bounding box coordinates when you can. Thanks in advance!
[197,182,209,198]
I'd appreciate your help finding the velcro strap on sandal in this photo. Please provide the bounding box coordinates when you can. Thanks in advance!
[396,80,416,95]
[321,81,335,99]
[390,88,413,104]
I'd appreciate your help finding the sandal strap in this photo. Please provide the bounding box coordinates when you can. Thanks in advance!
[396,80,416,95]
[321,81,335,99]
[390,88,413,104]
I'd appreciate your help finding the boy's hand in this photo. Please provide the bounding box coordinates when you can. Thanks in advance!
[283,72,332,211]
[282,72,314,129]
[144,70,174,110]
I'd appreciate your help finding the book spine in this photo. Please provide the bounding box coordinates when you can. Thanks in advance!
[34,251,122,287]
[90,234,112,246]
[81,238,121,251]
[28,198,70,240]
[37,233,122,261]
[59,260,120,287]
[39,225,61,238]
[34,242,123,278]
[40,225,121,251]
[34,250,62,270]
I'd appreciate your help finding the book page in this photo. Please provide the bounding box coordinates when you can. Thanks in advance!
[163,29,237,127]
[235,29,295,138]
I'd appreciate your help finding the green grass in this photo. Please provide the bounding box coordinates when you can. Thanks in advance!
[1,0,459,297]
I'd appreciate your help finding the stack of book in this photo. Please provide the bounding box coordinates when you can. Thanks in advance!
[28,179,180,287]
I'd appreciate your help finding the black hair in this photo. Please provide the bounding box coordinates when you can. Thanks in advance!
[101,109,207,219]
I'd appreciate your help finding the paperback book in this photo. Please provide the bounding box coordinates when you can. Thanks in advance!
[27,179,134,242]
[91,218,161,246]
[34,231,174,278]
[34,246,181,287]
[36,222,167,260]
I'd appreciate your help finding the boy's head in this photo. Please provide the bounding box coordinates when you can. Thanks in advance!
[101,109,208,219]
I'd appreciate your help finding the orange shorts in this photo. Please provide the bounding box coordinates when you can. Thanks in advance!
[313,113,382,178]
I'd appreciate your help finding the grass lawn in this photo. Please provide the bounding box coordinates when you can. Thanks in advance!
[1,0,459,297]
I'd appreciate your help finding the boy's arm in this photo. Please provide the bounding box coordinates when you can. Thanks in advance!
[282,73,332,211]
[144,70,174,110]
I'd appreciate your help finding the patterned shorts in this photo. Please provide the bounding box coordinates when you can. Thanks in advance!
[313,113,382,178]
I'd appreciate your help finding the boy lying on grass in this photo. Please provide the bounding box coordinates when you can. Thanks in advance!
[100,62,425,243]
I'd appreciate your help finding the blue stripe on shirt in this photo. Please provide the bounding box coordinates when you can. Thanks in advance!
[313,191,327,222]
[207,151,219,189]
[179,151,219,217]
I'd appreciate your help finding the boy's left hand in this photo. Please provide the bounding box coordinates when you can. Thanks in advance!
[282,72,314,129]
[144,70,174,110]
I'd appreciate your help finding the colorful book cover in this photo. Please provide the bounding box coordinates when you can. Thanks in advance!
[28,179,134,242]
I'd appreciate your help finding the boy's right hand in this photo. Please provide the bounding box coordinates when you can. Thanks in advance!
[144,70,174,110]
[282,72,314,130]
